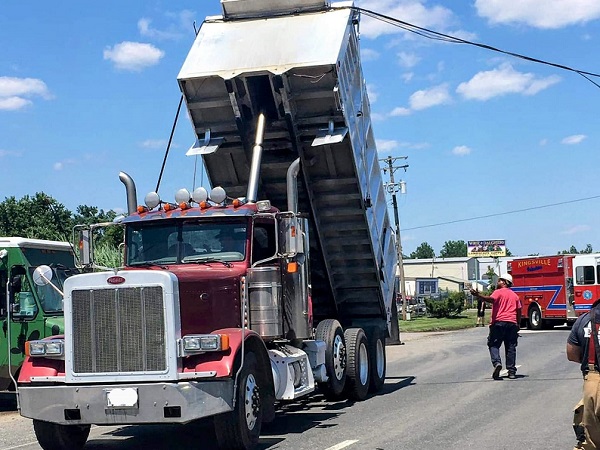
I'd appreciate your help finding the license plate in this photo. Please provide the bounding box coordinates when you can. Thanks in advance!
[105,388,139,408]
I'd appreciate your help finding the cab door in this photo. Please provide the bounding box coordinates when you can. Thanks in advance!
[0,268,9,390]
[1,266,45,390]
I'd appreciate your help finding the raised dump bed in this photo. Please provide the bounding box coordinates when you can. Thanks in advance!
[177,0,396,329]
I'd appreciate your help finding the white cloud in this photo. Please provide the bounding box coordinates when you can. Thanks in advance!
[409,83,451,110]
[0,96,31,111]
[562,134,587,145]
[390,106,411,116]
[103,42,165,71]
[53,162,64,171]
[140,139,168,149]
[402,72,414,83]
[361,48,380,62]
[452,145,472,156]
[0,149,21,157]
[367,84,379,103]
[0,76,52,111]
[138,18,180,40]
[539,138,548,146]
[377,139,399,152]
[397,51,420,68]
[356,0,457,38]
[456,63,560,101]
[561,225,591,235]
[475,0,600,29]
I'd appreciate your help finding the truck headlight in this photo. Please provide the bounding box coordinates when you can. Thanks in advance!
[25,339,65,358]
[178,334,230,356]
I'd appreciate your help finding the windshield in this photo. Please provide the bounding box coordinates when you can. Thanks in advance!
[126,220,248,266]
[30,264,78,313]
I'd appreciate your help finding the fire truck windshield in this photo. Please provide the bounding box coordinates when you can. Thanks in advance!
[126,220,248,266]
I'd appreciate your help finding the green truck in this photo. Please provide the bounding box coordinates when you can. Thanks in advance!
[0,237,77,391]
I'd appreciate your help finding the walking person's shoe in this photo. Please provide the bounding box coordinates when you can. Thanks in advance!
[492,364,502,380]
[508,372,516,379]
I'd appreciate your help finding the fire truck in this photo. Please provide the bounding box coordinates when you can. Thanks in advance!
[508,254,600,330]
[17,2,398,450]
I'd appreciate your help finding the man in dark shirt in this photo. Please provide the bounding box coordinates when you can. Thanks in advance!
[567,299,600,449]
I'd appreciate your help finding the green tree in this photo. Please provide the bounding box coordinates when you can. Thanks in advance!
[409,242,435,259]
[0,193,73,241]
[72,205,123,249]
[557,244,593,255]
[439,240,467,258]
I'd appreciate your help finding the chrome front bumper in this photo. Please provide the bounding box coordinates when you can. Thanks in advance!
[19,380,234,425]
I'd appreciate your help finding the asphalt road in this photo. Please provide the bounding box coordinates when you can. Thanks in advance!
[0,325,582,450]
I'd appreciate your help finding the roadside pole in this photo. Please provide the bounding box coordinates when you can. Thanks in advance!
[380,155,408,344]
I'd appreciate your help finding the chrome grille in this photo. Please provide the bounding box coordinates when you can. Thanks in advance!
[71,286,166,374]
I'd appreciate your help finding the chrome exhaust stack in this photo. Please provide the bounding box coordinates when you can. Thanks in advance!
[119,171,138,215]
[286,158,301,214]
[246,113,266,203]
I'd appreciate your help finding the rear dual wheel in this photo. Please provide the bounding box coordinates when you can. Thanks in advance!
[315,319,347,398]
[366,327,386,393]
[344,328,370,401]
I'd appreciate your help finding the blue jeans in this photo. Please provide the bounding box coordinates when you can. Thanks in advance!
[488,321,519,373]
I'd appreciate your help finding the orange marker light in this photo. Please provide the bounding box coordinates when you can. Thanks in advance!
[287,262,298,273]
[220,334,230,351]
[137,205,148,213]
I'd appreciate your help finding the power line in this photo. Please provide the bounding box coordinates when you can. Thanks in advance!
[350,6,600,90]
[402,195,600,231]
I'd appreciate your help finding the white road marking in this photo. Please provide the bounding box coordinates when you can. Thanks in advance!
[4,442,39,450]
[325,439,359,450]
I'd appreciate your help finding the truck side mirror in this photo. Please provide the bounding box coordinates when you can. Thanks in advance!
[78,229,91,266]
[33,265,53,286]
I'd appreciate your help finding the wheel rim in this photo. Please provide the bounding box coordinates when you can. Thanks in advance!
[244,373,260,431]
[358,342,369,385]
[332,334,346,380]
[531,309,541,327]
[375,339,385,379]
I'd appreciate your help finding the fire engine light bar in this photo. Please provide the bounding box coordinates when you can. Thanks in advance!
[178,334,230,356]
[26,339,65,358]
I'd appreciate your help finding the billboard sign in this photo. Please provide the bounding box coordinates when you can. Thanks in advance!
[468,240,506,257]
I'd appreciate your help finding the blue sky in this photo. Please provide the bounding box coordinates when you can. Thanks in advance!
[1,0,599,257]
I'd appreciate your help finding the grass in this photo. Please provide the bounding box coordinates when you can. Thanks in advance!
[399,309,480,332]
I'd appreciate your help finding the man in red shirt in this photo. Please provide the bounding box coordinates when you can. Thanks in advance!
[470,274,522,380]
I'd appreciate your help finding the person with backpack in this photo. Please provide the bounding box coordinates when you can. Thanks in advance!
[470,273,522,379]
[566,299,600,449]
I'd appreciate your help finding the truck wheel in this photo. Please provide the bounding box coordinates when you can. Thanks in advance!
[215,352,262,450]
[315,319,346,399]
[366,327,386,393]
[33,420,90,450]
[528,305,542,330]
[344,328,370,401]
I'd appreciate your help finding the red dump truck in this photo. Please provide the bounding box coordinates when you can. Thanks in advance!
[508,254,600,329]
[17,2,398,449]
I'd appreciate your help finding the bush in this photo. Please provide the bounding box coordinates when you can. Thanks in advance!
[424,291,466,318]
[94,243,123,268]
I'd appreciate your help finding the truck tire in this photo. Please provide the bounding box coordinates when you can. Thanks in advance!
[215,351,262,450]
[315,319,346,399]
[366,327,386,393]
[343,328,370,401]
[528,305,542,330]
[33,420,90,450]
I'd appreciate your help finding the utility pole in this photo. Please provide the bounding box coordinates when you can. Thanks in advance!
[380,155,408,322]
